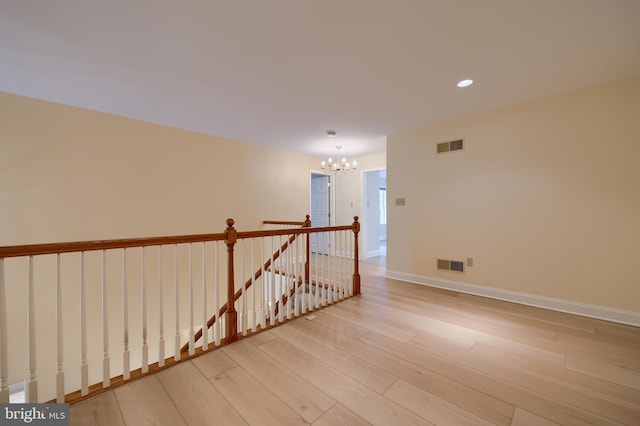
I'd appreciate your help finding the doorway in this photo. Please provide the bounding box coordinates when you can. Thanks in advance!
[362,169,387,259]
[310,172,333,254]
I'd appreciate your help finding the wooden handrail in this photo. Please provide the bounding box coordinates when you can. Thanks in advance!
[263,220,306,226]
[0,232,227,259]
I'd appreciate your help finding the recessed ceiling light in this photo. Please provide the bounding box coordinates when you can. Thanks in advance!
[457,79,473,88]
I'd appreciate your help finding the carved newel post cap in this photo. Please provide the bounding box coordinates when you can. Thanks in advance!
[226,218,235,228]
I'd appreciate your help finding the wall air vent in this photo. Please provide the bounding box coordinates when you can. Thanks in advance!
[437,258,464,272]
[437,139,464,153]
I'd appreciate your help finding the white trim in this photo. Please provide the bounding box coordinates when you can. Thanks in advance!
[366,249,381,258]
[309,170,334,227]
[360,167,386,260]
[385,270,640,327]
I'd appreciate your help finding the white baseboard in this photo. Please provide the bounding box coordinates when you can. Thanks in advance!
[385,270,640,327]
[366,249,381,258]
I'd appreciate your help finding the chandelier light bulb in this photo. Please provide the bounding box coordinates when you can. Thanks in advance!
[320,145,357,174]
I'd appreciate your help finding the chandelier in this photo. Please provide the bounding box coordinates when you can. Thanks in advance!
[321,145,357,173]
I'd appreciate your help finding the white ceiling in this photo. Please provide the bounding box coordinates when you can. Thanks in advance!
[1,1,639,158]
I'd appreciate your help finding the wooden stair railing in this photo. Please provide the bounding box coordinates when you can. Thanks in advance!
[181,217,310,354]
[0,215,360,405]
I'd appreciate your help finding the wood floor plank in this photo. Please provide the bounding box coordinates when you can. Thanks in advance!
[70,391,125,426]
[362,331,620,425]
[259,337,431,425]
[114,375,186,426]
[370,290,562,342]
[356,295,566,367]
[289,310,515,426]
[595,321,640,343]
[222,339,336,423]
[268,324,398,394]
[558,330,640,359]
[384,379,495,426]
[510,407,560,426]
[321,304,417,342]
[339,297,478,351]
[245,330,277,346]
[191,346,238,379]
[303,311,371,339]
[566,355,640,391]
[311,403,370,426]
[471,342,640,410]
[453,292,599,334]
[156,361,247,426]
[209,366,307,425]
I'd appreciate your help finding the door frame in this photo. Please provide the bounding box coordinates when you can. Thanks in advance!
[309,170,334,227]
[360,167,386,259]
[309,170,334,255]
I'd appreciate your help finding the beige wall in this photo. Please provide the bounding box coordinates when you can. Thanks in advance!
[0,91,319,245]
[333,151,387,226]
[387,76,640,313]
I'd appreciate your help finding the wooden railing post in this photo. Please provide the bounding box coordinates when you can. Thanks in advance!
[225,219,238,343]
[352,216,361,295]
[303,215,311,284]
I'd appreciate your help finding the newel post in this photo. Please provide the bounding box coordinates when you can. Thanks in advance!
[224,219,238,343]
[352,216,361,295]
[303,215,311,284]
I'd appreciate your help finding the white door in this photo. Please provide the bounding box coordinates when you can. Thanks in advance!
[310,173,331,254]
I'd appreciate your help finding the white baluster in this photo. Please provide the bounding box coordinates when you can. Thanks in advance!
[260,238,266,329]
[349,230,354,296]
[340,230,344,299]
[123,249,130,381]
[141,247,148,373]
[241,240,247,336]
[188,244,194,356]
[320,232,325,306]
[158,246,165,367]
[340,231,347,299]
[80,253,88,396]
[278,236,284,323]
[202,242,208,350]
[327,233,334,304]
[174,245,180,361]
[314,234,319,310]
[251,239,256,332]
[294,235,300,315]
[213,242,220,345]
[0,259,9,403]
[286,235,292,319]
[333,231,342,302]
[270,237,276,326]
[297,234,303,314]
[55,254,65,402]
[102,250,110,386]
[333,231,338,302]
[294,234,300,315]
[345,230,349,297]
[25,256,38,402]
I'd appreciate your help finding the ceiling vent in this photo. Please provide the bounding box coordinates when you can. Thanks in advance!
[437,139,464,153]
[437,258,464,272]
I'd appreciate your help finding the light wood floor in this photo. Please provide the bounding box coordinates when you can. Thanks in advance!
[71,256,640,425]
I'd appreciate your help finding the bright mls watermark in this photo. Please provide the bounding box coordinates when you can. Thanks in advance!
[1,404,69,425]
